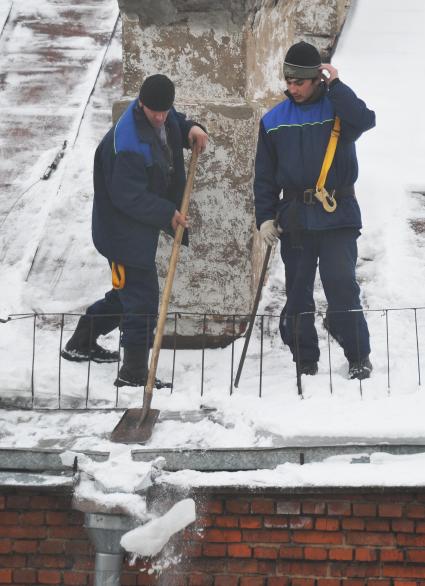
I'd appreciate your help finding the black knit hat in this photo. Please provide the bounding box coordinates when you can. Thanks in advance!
[139,74,175,111]
[283,41,322,79]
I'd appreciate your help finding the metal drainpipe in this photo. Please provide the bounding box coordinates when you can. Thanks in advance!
[84,512,138,586]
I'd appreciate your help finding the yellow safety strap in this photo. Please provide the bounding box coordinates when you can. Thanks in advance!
[314,116,341,213]
[111,262,125,290]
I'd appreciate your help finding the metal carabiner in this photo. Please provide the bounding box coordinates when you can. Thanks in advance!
[315,188,337,213]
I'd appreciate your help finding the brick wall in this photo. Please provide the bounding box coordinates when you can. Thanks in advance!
[0,490,88,585]
[1,488,425,585]
[179,490,425,585]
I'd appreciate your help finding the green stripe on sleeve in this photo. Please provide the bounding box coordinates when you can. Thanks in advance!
[267,118,334,133]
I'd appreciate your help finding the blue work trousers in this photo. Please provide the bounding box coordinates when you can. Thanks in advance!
[85,263,159,349]
[279,228,370,363]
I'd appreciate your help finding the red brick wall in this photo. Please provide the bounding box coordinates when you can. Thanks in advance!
[1,488,425,585]
[0,490,97,586]
[182,490,425,586]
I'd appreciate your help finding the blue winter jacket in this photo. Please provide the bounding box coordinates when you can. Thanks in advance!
[254,80,376,232]
[92,100,198,269]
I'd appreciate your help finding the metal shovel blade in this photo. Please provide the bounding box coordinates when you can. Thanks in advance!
[110,408,160,444]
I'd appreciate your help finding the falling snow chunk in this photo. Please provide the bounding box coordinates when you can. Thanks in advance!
[120,499,196,558]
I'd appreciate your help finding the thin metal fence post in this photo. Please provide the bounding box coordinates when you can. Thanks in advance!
[147,312,151,390]
[385,309,390,392]
[230,315,236,395]
[414,308,421,387]
[354,309,363,398]
[171,312,178,394]
[58,313,65,409]
[294,314,303,397]
[201,313,206,397]
[327,321,333,395]
[86,315,93,408]
[115,315,123,408]
[31,314,37,408]
[259,314,264,398]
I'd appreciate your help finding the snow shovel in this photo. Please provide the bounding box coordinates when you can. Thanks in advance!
[111,149,199,444]
[234,243,273,388]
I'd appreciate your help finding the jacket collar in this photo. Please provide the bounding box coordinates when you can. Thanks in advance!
[133,101,158,143]
[284,81,327,106]
[132,101,173,176]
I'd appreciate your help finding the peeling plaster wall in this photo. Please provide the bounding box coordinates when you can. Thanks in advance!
[116,0,350,345]
[156,102,257,312]
[246,0,351,102]
[120,6,246,101]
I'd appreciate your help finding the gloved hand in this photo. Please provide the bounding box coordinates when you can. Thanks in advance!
[260,219,281,247]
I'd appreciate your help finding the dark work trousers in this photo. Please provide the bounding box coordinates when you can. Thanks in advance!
[84,263,159,349]
[279,228,370,364]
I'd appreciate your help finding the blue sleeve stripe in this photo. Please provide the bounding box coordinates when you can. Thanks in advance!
[114,101,139,154]
[266,118,334,133]
[113,115,123,155]
[113,100,153,164]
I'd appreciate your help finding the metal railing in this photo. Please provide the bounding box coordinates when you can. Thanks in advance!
[0,307,424,410]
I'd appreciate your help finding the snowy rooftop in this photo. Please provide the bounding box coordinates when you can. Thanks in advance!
[1,0,425,487]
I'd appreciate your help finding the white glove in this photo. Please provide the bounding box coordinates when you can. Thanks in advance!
[260,219,281,247]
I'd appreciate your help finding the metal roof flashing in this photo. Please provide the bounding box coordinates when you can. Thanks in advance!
[2,438,425,492]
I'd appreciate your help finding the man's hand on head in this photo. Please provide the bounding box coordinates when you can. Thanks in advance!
[319,63,339,85]
[188,125,208,154]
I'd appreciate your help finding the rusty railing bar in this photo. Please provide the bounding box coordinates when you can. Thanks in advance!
[230,314,236,396]
[294,314,303,397]
[114,316,123,407]
[259,315,264,398]
[201,313,207,397]
[171,312,178,394]
[327,317,333,395]
[86,316,93,409]
[414,308,421,387]
[58,313,65,409]
[31,314,37,408]
[385,309,390,392]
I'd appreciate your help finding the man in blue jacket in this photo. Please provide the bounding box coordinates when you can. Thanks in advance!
[62,74,208,387]
[254,41,375,380]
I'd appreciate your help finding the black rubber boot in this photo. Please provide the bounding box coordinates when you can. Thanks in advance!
[114,345,149,387]
[61,317,120,363]
[348,356,373,380]
[298,360,318,376]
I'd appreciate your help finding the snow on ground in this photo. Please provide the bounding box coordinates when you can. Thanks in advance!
[0,0,120,317]
[335,0,425,311]
[162,451,425,489]
[1,0,425,459]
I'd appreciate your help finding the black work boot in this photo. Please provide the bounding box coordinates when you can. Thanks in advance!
[61,317,119,363]
[348,356,373,380]
[299,361,318,376]
[114,345,149,387]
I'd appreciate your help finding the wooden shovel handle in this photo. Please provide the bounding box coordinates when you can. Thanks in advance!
[144,149,199,399]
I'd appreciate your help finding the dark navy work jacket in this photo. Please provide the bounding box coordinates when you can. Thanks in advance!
[92,100,196,269]
[254,80,376,232]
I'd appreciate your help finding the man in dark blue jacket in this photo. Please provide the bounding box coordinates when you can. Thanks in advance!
[254,42,375,380]
[62,74,208,387]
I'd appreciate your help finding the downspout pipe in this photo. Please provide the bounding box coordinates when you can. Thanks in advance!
[84,513,138,586]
